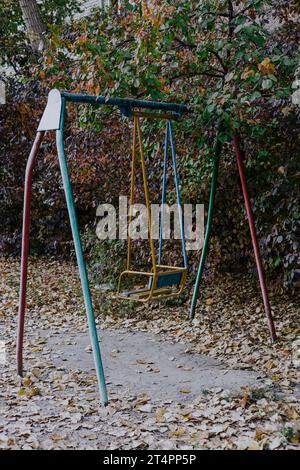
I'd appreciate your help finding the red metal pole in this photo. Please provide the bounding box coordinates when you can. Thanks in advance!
[17,131,45,376]
[232,134,276,342]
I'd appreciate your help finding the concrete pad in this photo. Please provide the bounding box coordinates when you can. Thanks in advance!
[47,328,261,403]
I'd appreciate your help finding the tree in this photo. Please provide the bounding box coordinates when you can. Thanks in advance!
[37,0,299,285]
[19,0,45,53]
[0,0,80,72]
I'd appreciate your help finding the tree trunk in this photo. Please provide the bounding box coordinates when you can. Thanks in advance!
[19,0,46,53]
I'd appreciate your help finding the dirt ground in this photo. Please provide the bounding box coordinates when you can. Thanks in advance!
[0,257,299,450]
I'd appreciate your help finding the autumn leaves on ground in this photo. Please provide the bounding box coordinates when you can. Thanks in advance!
[0,257,299,450]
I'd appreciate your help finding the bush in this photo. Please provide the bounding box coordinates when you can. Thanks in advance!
[1,1,299,289]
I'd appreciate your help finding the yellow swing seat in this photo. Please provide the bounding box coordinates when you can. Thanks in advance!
[117,265,187,302]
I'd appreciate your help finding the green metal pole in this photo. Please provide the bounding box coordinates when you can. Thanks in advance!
[189,130,223,320]
[56,98,108,406]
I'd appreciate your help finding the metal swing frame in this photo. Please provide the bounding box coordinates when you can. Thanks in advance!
[16,89,188,406]
[189,123,277,342]
[17,89,277,408]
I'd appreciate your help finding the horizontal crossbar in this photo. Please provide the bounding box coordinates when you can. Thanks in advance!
[61,91,188,115]
[38,89,189,131]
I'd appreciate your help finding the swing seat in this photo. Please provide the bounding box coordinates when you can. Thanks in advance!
[117,115,188,303]
[117,265,187,302]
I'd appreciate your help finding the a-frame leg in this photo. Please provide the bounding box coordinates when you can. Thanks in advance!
[189,133,222,320]
[56,98,108,405]
[17,131,45,376]
[232,134,276,342]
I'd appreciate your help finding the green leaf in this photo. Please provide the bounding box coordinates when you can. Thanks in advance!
[274,257,281,267]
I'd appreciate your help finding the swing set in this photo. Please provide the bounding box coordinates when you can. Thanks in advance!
[17,88,276,407]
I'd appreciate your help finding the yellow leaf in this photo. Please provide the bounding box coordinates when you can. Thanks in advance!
[179,389,191,394]
[28,387,41,397]
[155,408,166,423]
[241,392,250,408]
[265,360,276,369]
[255,429,264,441]
[23,377,32,387]
[258,58,275,75]
[288,407,299,420]
[169,428,186,438]
[281,106,293,116]
[134,396,149,407]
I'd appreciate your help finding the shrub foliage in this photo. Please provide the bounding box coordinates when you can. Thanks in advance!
[1,0,299,287]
